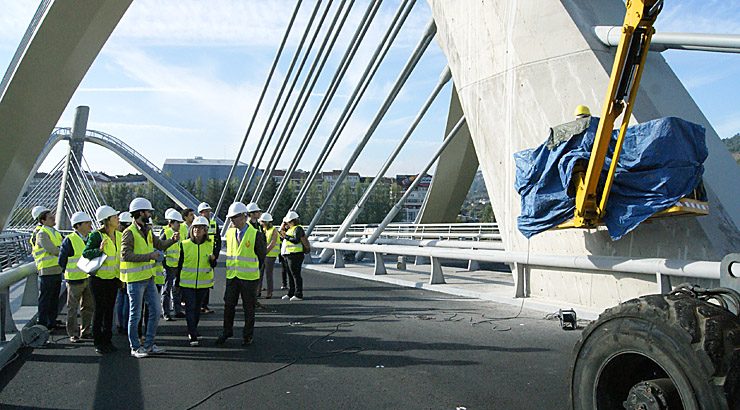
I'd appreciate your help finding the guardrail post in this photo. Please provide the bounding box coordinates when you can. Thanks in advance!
[373,252,387,275]
[333,250,345,268]
[1,287,16,341]
[467,260,479,272]
[415,256,430,266]
[656,271,672,294]
[429,257,445,284]
[512,262,528,298]
[22,272,38,306]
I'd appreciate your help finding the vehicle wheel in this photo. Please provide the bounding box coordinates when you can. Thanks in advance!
[570,293,740,409]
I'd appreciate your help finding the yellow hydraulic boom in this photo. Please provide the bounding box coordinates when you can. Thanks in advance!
[563,0,708,230]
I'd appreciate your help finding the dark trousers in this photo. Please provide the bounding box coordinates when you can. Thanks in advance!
[38,274,62,329]
[181,287,208,339]
[279,255,288,287]
[202,288,210,309]
[222,278,259,340]
[89,276,121,347]
[162,267,182,316]
[285,253,304,298]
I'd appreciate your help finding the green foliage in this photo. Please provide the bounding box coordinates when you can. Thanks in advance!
[723,133,740,165]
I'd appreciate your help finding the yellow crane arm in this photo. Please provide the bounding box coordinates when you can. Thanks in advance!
[571,0,663,228]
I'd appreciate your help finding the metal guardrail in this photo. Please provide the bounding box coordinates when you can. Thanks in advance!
[0,261,38,367]
[0,232,32,271]
[311,223,500,240]
[310,240,726,298]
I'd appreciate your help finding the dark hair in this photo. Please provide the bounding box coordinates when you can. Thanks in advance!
[37,211,51,224]
[132,210,145,220]
[181,208,193,218]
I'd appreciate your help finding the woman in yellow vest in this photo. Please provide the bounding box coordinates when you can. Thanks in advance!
[30,205,63,330]
[280,211,308,301]
[58,211,95,343]
[258,212,280,299]
[175,216,216,346]
[82,205,123,354]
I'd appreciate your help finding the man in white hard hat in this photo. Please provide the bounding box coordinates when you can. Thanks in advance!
[216,202,266,346]
[160,209,184,321]
[196,202,221,314]
[58,211,95,343]
[114,211,134,334]
[121,197,179,358]
[30,205,64,331]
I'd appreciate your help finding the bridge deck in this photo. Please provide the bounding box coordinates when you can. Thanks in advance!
[0,268,580,409]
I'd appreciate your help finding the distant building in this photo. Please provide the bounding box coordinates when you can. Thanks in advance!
[108,173,147,186]
[394,174,432,222]
[320,170,361,187]
[162,157,259,185]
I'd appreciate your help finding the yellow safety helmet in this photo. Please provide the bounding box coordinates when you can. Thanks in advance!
[574,105,591,117]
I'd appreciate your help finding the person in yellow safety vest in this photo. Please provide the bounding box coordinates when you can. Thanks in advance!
[175,216,216,346]
[280,210,309,301]
[215,202,266,346]
[121,197,178,358]
[81,205,123,354]
[258,212,280,299]
[243,202,267,297]
[30,205,64,331]
[114,211,134,334]
[196,202,221,315]
[160,208,184,321]
[58,211,95,344]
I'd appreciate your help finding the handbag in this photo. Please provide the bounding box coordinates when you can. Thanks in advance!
[78,254,107,274]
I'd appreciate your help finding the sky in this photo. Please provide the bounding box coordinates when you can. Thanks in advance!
[0,0,738,178]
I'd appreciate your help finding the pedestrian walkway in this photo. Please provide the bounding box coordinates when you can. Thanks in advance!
[307,258,603,319]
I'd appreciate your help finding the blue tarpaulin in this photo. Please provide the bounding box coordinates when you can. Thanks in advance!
[514,116,707,240]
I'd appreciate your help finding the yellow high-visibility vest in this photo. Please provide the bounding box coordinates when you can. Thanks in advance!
[180,239,214,289]
[120,224,156,283]
[284,225,304,254]
[225,225,259,280]
[96,230,122,280]
[163,226,181,267]
[31,225,62,270]
[265,226,281,257]
[63,233,88,281]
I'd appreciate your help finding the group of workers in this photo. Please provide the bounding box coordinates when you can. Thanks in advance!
[29,197,308,358]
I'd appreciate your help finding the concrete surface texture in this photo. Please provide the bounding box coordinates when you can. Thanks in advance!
[427,0,740,309]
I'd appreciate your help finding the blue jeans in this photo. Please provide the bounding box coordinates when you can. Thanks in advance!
[127,277,160,350]
[115,287,129,329]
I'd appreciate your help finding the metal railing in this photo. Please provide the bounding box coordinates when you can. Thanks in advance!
[311,223,500,241]
[0,231,32,271]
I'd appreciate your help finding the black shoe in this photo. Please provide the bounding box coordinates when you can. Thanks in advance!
[242,337,253,346]
[95,346,107,355]
[164,316,175,322]
[174,312,186,318]
[215,333,232,345]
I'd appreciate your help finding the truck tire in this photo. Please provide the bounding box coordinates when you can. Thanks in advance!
[570,293,740,409]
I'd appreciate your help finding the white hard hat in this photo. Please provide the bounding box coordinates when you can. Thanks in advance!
[165,209,183,222]
[246,202,261,213]
[192,216,210,226]
[70,211,93,226]
[259,212,273,222]
[95,205,119,222]
[227,202,249,218]
[197,202,212,213]
[119,211,134,223]
[31,206,51,220]
[129,197,154,213]
[283,210,299,223]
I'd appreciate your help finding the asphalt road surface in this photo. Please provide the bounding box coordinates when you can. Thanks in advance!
[0,267,583,409]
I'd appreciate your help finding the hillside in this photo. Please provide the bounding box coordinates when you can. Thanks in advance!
[724,133,740,165]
